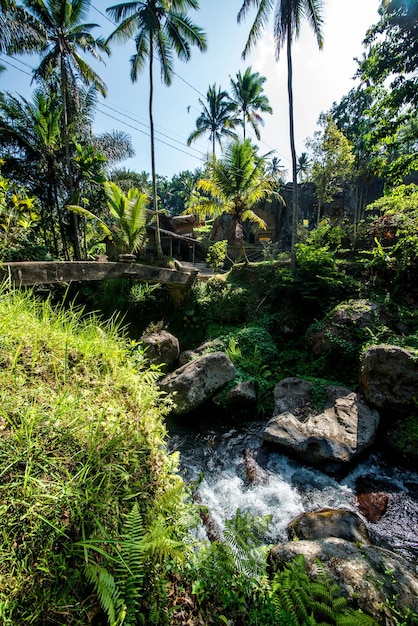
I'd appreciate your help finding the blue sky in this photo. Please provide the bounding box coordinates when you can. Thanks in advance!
[1,0,381,180]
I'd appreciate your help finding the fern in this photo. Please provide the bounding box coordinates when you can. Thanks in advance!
[222,508,271,578]
[270,555,379,626]
[85,562,125,625]
[116,503,146,625]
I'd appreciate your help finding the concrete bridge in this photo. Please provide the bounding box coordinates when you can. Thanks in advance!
[0,260,200,287]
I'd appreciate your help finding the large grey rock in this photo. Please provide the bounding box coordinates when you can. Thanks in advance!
[273,377,313,415]
[159,351,236,414]
[307,299,394,357]
[140,330,179,371]
[360,344,418,410]
[213,380,257,411]
[264,383,379,468]
[287,508,370,543]
[178,339,225,366]
[269,538,418,625]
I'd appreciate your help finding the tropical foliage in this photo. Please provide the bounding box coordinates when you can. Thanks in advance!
[238,0,325,269]
[187,83,240,156]
[356,0,418,184]
[106,0,207,257]
[186,139,276,259]
[230,66,272,140]
[23,0,109,259]
[306,115,355,225]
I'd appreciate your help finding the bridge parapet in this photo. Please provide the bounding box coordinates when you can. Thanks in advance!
[0,261,198,287]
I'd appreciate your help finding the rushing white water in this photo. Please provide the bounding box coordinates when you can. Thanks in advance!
[168,415,418,563]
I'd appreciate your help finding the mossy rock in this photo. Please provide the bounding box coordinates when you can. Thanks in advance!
[387,413,418,467]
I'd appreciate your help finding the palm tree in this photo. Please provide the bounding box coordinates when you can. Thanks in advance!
[110,168,150,194]
[267,155,287,183]
[106,0,207,259]
[23,0,109,259]
[0,89,68,257]
[93,130,135,174]
[297,151,311,182]
[238,0,324,269]
[103,181,148,255]
[187,84,240,157]
[0,0,46,55]
[230,66,272,140]
[186,138,276,261]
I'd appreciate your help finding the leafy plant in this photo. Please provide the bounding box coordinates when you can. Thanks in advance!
[69,181,149,255]
[206,239,228,273]
[0,165,41,260]
[270,555,379,626]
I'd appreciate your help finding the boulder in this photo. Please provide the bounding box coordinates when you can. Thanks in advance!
[140,330,179,371]
[307,299,394,357]
[273,377,313,416]
[268,538,418,625]
[287,508,370,543]
[360,344,418,410]
[264,383,380,470]
[178,339,225,366]
[159,351,236,414]
[242,448,269,486]
[213,380,257,412]
[357,492,389,523]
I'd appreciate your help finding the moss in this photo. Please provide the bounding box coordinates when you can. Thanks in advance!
[388,413,418,461]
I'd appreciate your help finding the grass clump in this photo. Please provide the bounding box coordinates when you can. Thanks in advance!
[0,284,190,625]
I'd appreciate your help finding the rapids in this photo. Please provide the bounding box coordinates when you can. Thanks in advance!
[167,414,418,565]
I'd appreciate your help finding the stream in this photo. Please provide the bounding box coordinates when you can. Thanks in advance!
[167,414,418,565]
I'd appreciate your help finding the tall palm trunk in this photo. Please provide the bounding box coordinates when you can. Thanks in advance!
[149,39,163,259]
[287,27,298,272]
[61,56,82,260]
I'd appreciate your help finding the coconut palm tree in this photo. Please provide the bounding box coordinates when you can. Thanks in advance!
[297,151,311,182]
[187,83,241,157]
[186,138,276,261]
[106,0,207,259]
[267,155,287,183]
[238,0,324,269]
[0,0,45,55]
[23,0,109,259]
[230,66,272,140]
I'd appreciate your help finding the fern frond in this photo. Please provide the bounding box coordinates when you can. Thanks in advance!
[339,612,380,626]
[333,596,349,612]
[85,562,124,625]
[142,515,185,563]
[116,503,146,624]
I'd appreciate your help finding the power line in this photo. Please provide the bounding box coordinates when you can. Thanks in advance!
[96,105,205,162]
[99,101,205,157]
[91,3,285,160]
[0,56,32,77]
[91,3,206,98]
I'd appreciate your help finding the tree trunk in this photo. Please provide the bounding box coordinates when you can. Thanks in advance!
[61,58,82,260]
[149,42,163,259]
[287,29,298,272]
[317,198,322,227]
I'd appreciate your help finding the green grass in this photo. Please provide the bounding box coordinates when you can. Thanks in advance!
[0,283,189,624]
